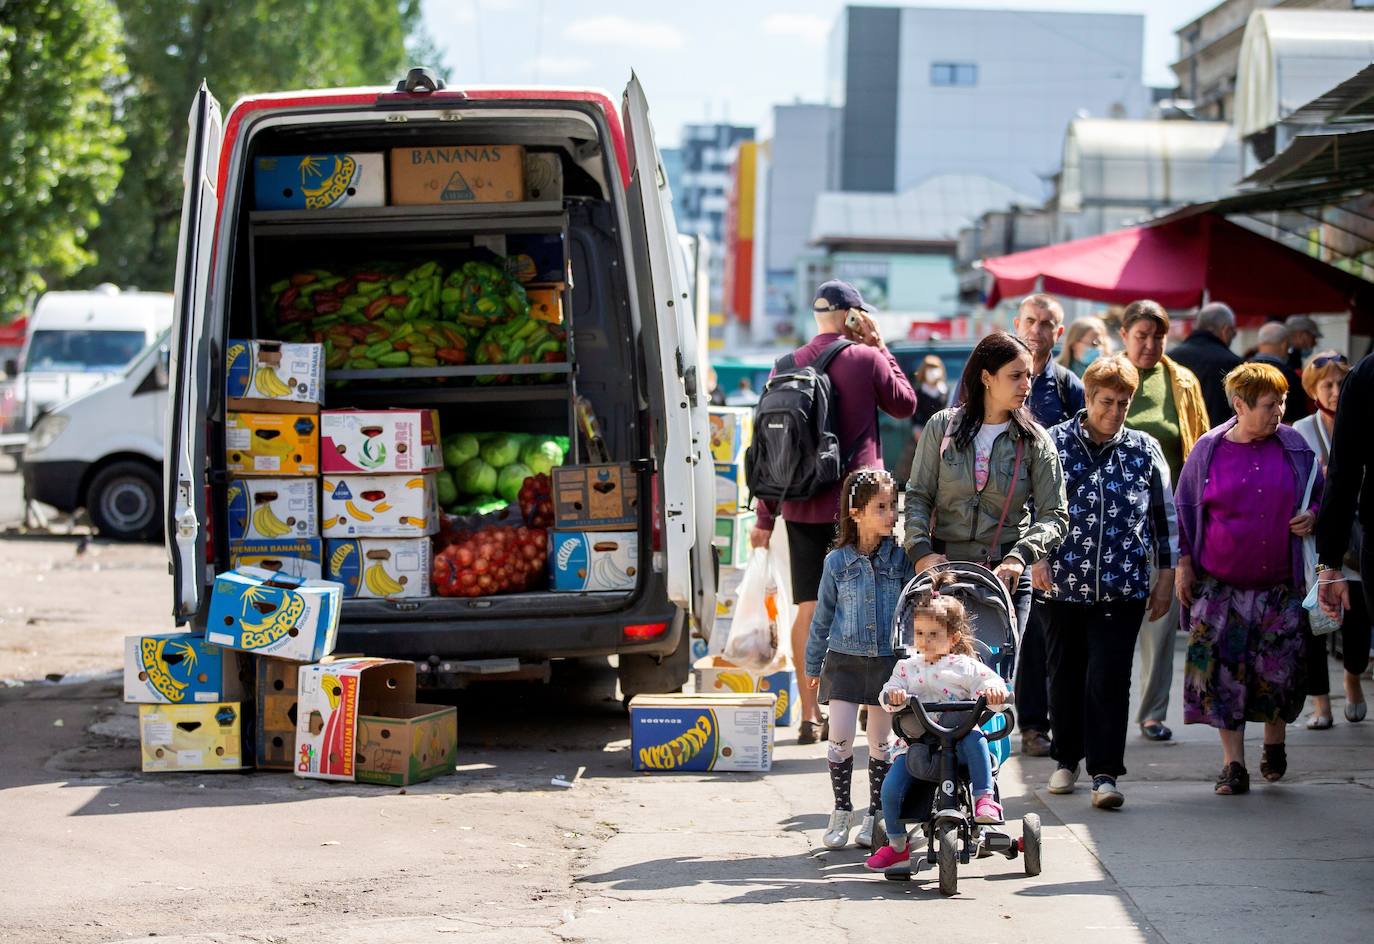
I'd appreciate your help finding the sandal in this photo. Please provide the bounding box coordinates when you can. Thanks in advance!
[1214,762,1249,795]
[1260,744,1287,783]
[1306,714,1334,730]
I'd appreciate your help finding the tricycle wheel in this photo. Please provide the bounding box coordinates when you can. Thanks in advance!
[936,821,958,896]
[1022,813,1042,876]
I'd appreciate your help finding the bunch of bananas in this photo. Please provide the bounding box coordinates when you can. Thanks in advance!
[254,369,294,398]
[364,562,405,596]
[252,431,298,456]
[637,714,716,770]
[252,502,294,538]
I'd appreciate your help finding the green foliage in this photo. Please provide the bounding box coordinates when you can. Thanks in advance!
[0,0,128,321]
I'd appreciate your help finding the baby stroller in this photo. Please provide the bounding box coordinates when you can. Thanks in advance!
[871,561,1043,896]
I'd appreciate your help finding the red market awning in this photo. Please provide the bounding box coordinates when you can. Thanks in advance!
[981,213,1374,328]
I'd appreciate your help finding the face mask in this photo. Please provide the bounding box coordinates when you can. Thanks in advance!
[923,369,942,383]
[1078,347,1100,367]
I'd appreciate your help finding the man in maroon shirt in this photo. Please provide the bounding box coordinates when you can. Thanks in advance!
[750,280,917,742]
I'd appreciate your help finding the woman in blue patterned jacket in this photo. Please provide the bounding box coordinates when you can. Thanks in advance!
[1030,355,1178,810]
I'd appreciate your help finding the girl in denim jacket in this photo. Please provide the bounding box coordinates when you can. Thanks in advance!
[806,469,914,851]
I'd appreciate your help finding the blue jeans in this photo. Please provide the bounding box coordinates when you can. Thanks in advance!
[881,730,994,839]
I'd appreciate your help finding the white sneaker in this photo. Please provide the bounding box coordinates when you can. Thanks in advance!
[1048,764,1080,795]
[856,813,875,848]
[1091,777,1124,809]
[823,809,855,849]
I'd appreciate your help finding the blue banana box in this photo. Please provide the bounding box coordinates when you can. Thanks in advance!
[228,538,323,580]
[325,538,432,599]
[205,566,342,662]
[629,693,775,772]
[122,633,247,704]
[253,153,385,210]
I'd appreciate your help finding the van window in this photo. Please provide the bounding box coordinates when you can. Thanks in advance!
[24,330,147,372]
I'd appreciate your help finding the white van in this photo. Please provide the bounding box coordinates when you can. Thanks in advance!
[164,70,717,696]
[21,332,169,540]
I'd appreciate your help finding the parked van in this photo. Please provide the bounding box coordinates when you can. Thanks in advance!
[22,332,170,540]
[165,70,716,696]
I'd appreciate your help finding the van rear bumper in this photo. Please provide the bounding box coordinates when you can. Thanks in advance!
[22,459,87,511]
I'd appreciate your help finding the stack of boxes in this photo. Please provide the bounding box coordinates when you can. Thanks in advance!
[548,463,639,592]
[708,407,755,644]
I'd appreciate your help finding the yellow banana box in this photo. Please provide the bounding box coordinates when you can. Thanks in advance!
[713,511,755,568]
[226,477,319,542]
[205,566,341,663]
[325,538,432,599]
[226,412,319,476]
[139,702,245,772]
[320,408,442,475]
[548,530,638,592]
[226,340,323,413]
[708,407,753,463]
[228,537,323,580]
[629,693,774,772]
[122,633,249,705]
[693,655,798,728]
[321,473,438,538]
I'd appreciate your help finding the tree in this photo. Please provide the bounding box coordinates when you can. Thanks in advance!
[73,0,436,293]
[0,0,127,321]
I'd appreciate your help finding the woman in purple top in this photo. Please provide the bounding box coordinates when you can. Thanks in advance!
[1174,363,1320,796]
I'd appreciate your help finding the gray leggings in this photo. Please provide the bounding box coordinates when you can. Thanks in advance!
[825,700,893,764]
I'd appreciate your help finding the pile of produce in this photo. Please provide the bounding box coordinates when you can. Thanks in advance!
[436,431,567,515]
[431,524,549,597]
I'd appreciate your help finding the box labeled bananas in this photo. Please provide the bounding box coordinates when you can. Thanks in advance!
[205,566,341,663]
[321,473,437,538]
[693,655,798,727]
[708,407,753,464]
[325,538,432,599]
[255,656,299,771]
[295,658,416,782]
[226,340,323,413]
[320,408,442,474]
[714,461,749,515]
[228,537,323,580]
[122,633,248,705]
[226,412,319,476]
[139,702,244,772]
[356,703,458,786]
[629,693,774,772]
[225,477,319,541]
[713,511,755,568]
[252,153,386,211]
[548,530,637,592]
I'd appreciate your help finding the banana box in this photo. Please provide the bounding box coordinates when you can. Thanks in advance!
[356,703,458,786]
[325,538,432,599]
[714,461,749,515]
[552,464,638,530]
[708,407,753,463]
[226,412,319,476]
[255,656,299,771]
[549,530,638,592]
[713,511,755,568]
[716,566,747,620]
[228,538,323,580]
[253,153,386,210]
[226,340,323,413]
[320,408,442,474]
[226,477,319,541]
[205,566,341,663]
[123,633,249,705]
[629,693,775,772]
[693,655,798,727]
[295,658,415,782]
[321,473,437,538]
[139,702,245,772]
[389,144,525,206]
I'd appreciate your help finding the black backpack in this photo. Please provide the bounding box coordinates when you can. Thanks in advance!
[745,339,854,503]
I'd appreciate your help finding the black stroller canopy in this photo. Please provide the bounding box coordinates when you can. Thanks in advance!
[892,561,1019,661]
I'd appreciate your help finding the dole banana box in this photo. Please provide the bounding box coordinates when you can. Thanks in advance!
[355,703,458,787]
[713,511,755,568]
[228,537,323,580]
[714,461,749,515]
[325,538,433,599]
[253,153,386,210]
[255,656,299,771]
[139,702,244,772]
[123,633,248,705]
[549,530,638,592]
[205,566,341,663]
[226,412,319,476]
[708,407,753,463]
[322,473,438,538]
[320,409,442,475]
[629,693,775,772]
[225,340,323,413]
[693,655,798,728]
[389,144,525,206]
[226,477,319,541]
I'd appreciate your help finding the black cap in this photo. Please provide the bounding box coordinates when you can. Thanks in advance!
[813,279,874,314]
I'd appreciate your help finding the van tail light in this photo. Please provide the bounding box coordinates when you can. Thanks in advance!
[623,622,668,640]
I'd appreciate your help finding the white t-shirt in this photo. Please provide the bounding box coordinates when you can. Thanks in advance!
[880,651,1007,709]
[973,421,1009,491]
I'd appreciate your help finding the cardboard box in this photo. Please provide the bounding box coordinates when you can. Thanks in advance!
[226,340,323,413]
[523,151,563,202]
[716,566,746,620]
[205,566,341,663]
[321,409,442,475]
[549,530,638,592]
[255,656,299,771]
[325,538,432,599]
[526,285,563,325]
[504,233,565,284]
[553,464,638,531]
[322,473,438,538]
[356,703,458,786]
[714,461,749,515]
[693,655,798,727]
[226,477,319,542]
[139,703,244,772]
[228,537,324,580]
[714,511,755,568]
[708,407,753,463]
[123,633,248,705]
[226,412,319,476]
[253,153,385,210]
[629,693,774,772]
[389,144,525,206]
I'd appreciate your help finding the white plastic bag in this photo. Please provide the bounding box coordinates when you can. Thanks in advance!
[1299,461,1342,636]
[723,548,780,671]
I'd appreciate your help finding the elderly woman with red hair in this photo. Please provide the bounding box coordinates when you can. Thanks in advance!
[1174,362,1320,795]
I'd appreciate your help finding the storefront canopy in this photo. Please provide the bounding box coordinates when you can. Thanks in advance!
[980,212,1374,328]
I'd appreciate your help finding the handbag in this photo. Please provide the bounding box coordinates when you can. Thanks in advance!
[1299,458,1342,636]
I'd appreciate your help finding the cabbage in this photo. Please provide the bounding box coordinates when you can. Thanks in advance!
[435,470,459,508]
[520,438,563,476]
[497,462,533,502]
[442,433,480,470]
[454,458,497,495]
[480,434,522,468]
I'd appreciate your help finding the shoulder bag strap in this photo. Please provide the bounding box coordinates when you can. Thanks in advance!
[987,436,1025,560]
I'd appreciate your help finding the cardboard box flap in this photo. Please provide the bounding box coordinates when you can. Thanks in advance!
[629,693,775,709]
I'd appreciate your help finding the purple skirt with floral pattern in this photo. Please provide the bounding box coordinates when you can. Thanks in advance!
[1183,577,1306,731]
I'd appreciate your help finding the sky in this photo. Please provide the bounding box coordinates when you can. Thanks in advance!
[420,0,1211,147]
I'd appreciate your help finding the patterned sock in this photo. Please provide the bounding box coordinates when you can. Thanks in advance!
[868,757,891,814]
[828,758,854,812]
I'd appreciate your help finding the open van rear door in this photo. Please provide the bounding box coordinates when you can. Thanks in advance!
[165,84,222,623]
[622,75,716,631]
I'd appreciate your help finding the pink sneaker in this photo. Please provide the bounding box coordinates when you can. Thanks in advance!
[865,844,910,871]
[974,795,1003,824]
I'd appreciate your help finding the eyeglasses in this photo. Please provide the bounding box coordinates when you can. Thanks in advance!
[1312,354,1347,368]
